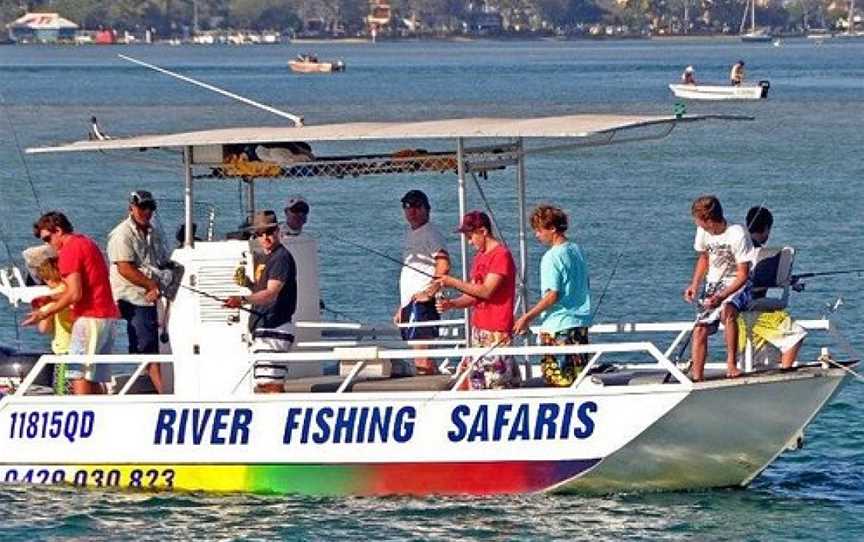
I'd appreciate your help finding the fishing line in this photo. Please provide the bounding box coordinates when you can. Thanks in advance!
[331,234,437,279]
[591,249,624,321]
[0,90,42,213]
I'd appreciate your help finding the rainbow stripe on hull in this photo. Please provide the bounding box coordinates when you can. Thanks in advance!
[1,460,600,495]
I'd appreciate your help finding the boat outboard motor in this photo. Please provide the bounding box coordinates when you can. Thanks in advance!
[759,80,771,99]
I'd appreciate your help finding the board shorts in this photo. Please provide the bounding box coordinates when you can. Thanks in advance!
[251,322,295,387]
[458,328,520,390]
[737,310,807,354]
[539,326,590,387]
[696,281,753,335]
[399,299,440,341]
[66,317,117,383]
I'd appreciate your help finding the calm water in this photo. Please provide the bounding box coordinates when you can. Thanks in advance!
[1,39,863,539]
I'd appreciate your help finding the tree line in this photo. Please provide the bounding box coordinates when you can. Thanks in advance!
[1,0,852,36]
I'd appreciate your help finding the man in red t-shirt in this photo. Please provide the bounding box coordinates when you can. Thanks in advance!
[435,211,520,389]
[24,211,119,395]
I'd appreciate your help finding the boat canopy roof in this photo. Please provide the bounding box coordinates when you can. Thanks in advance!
[26,113,748,154]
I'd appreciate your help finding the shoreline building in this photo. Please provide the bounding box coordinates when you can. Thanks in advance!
[7,12,78,43]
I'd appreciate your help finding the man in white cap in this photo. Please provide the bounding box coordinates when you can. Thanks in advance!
[682,65,696,85]
[107,190,169,392]
[281,195,309,242]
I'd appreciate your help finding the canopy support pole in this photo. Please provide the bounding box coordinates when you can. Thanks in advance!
[515,137,528,316]
[183,146,194,248]
[456,138,471,343]
[243,176,255,224]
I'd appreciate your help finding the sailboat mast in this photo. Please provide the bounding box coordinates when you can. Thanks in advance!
[751,0,756,31]
[851,0,856,34]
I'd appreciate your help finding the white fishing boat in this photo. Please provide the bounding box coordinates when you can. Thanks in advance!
[0,60,855,496]
[669,81,770,101]
[288,54,346,73]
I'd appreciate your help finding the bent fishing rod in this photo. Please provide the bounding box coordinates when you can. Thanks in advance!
[790,268,864,290]
[180,284,265,317]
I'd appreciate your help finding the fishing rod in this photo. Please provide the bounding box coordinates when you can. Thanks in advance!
[180,284,265,317]
[790,268,864,290]
[331,234,437,279]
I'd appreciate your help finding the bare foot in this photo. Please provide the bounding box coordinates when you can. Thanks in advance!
[726,368,743,379]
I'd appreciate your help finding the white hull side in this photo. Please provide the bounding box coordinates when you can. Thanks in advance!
[669,84,767,101]
[555,368,847,493]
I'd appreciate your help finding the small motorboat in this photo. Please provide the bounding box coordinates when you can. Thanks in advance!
[669,81,770,101]
[288,54,346,74]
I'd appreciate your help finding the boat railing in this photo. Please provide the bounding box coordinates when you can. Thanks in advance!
[297,318,467,349]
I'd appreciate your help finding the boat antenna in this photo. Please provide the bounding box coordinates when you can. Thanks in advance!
[0,90,43,213]
[117,55,305,127]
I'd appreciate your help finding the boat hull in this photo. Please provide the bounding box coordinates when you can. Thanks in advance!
[558,367,847,493]
[288,60,345,73]
[0,367,845,495]
[669,82,770,101]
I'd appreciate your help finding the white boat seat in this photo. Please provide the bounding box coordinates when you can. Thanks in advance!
[748,246,795,311]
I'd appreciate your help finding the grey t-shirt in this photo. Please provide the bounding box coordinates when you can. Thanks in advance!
[107,216,168,306]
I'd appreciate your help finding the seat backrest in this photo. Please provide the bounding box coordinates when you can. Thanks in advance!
[748,246,795,311]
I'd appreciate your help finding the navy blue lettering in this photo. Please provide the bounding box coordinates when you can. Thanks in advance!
[191,409,212,445]
[210,408,229,444]
[574,401,597,439]
[312,408,333,444]
[177,409,188,444]
[560,402,574,439]
[448,405,470,442]
[493,404,513,441]
[283,408,303,444]
[356,407,370,443]
[80,411,95,438]
[467,405,489,442]
[229,409,252,444]
[393,407,416,443]
[301,408,313,444]
[333,407,357,443]
[154,409,176,444]
[368,407,392,443]
[508,404,531,440]
[534,403,559,440]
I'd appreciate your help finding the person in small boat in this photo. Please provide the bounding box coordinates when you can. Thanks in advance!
[24,211,120,395]
[280,195,309,241]
[737,206,806,369]
[435,211,520,389]
[730,60,745,86]
[393,190,450,375]
[107,190,169,393]
[513,205,592,387]
[224,210,297,393]
[683,196,753,381]
[682,65,697,85]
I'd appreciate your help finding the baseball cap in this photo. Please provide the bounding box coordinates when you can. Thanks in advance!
[284,195,309,214]
[400,189,430,209]
[456,210,492,234]
[129,190,157,210]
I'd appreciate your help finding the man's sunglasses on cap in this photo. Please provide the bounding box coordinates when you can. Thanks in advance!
[129,191,157,210]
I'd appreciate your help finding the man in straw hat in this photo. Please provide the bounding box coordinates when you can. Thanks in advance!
[225,210,298,393]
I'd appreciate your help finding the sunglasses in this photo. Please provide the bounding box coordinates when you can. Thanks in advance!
[40,232,53,243]
[286,206,309,215]
[253,228,278,238]
[402,201,424,209]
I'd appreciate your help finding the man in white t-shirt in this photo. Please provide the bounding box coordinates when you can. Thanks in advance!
[683,195,753,381]
[393,190,450,374]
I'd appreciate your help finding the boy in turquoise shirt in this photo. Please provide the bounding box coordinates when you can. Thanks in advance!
[514,204,592,386]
